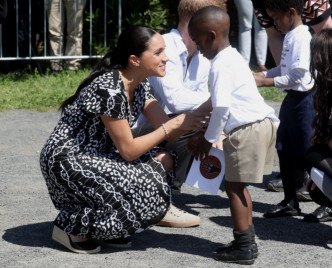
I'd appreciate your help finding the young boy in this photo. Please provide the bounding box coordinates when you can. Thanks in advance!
[188,6,279,265]
[253,0,315,218]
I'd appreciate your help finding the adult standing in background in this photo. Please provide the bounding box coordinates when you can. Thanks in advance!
[234,0,268,70]
[47,0,86,71]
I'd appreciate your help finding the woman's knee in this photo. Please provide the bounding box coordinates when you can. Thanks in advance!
[156,151,173,172]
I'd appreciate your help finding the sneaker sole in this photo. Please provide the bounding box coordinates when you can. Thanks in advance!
[96,240,132,248]
[52,225,101,254]
[156,219,201,228]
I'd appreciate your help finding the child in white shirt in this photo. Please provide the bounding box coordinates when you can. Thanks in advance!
[253,0,315,219]
[188,6,279,265]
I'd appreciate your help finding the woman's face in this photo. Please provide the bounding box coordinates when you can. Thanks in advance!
[139,33,169,77]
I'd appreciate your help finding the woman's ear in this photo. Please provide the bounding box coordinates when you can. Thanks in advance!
[129,55,140,67]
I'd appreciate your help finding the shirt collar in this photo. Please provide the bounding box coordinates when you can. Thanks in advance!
[285,25,309,39]
[211,45,232,64]
[170,29,188,56]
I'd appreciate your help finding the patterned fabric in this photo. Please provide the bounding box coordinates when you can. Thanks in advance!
[302,0,331,25]
[252,0,332,28]
[40,69,174,240]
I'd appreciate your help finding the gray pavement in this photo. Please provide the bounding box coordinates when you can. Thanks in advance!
[0,102,331,267]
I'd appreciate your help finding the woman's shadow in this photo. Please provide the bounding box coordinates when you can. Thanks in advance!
[2,221,221,257]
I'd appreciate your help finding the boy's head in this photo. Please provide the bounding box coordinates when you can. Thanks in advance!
[177,0,227,26]
[265,0,304,34]
[188,6,230,60]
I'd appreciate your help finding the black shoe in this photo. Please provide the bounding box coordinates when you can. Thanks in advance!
[215,240,258,258]
[267,178,283,192]
[52,225,101,254]
[215,246,254,265]
[296,185,312,201]
[303,206,332,222]
[95,237,132,248]
[263,203,301,218]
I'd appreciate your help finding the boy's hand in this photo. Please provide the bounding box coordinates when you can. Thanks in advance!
[187,132,212,161]
[252,71,265,87]
[252,71,275,87]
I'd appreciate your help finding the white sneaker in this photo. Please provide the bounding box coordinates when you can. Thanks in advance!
[156,204,201,228]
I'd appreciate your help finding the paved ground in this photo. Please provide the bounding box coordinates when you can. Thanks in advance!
[1,102,331,267]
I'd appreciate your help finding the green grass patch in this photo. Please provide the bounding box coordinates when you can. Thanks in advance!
[0,68,285,112]
[0,69,90,111]
[259,86,285,102]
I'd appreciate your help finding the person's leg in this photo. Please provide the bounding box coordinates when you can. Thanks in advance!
[233,0,253,63]
[253,14,267,70]
[265,27,283,65]
[64,0,86,70]
[132,122,201,228]
[165,130,196,194]
[226,181,250,231]
[216,181,254,264]
[156,151,174,173]
[47,0,64,71]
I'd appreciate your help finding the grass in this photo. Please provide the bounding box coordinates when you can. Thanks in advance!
[0,67,285,112]
[0,68,90,112]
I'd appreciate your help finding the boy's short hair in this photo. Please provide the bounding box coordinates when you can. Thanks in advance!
[177,0,227,23]
[264,0,304,14]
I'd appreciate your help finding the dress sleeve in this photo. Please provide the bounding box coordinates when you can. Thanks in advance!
[141,79,155,101]
[82,72,130,119]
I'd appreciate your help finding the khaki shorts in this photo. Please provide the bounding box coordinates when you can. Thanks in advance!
[223,117,276,183]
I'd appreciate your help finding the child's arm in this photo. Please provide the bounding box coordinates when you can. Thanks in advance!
[188,107,229,160]
[253,65,281,87]
[273,69,308,89]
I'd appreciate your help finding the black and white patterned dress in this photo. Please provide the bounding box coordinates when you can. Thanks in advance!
[40,70,174,240]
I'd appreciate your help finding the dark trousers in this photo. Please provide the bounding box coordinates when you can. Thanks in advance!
[305,143,332,207]
[132,117,195,194]
[278,150,305,208]
[277,90,315,208]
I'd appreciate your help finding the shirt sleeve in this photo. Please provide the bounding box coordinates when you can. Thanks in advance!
[82,75,129,119]
[204,107,230,143]
[265,65,281,78]
[273,68,307,89]
[149,50,210,113]
[209,68,231,108]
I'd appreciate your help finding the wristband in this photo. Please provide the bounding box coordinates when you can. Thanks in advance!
[162,123,170,139]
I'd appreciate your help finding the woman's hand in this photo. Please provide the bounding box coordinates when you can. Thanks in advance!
[171,111,210,132]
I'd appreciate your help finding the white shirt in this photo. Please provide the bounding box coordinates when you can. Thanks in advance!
[265,25,313,92]
[148,29,210,114]
[205,46,279,142]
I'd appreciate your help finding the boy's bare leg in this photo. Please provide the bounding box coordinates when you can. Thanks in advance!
[244,186,253,226]
[225,181,251,231]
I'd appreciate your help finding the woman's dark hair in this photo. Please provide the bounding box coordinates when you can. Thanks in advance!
[264,0,303,14]
[310,28,332,144]
[59,25,158,113]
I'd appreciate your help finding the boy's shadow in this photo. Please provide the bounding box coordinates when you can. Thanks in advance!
[209,214,331,248]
